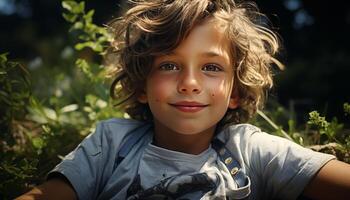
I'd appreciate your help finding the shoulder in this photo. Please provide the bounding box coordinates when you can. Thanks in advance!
[79,118,152,155]
[218,123,336,199]
[215,123,263,171]
[226,123,261,136]
[219,123,295,149]
[95,118,150,138]
[216,123,262,145]
[216,123,321,174]
[48,118,153,199]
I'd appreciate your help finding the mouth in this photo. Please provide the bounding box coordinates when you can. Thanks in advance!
[169,101,208,113]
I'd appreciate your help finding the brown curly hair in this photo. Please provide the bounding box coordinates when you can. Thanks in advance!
[106,0,283,129]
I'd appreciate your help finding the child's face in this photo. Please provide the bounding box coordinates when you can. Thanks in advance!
[139,18,239,136]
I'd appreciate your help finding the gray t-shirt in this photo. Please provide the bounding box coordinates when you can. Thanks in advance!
[49,118,335,200]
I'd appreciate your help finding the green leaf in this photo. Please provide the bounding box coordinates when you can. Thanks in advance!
[76,58,94,79]
[0,90,9,98]
[62,1,78,12]
[62,1,84,15]
[75,42,103,52]
[76,1,85,14]
[78,34,90,41]
[60,104,79,113]
[62,13,78,23]
[0,52,9,63]
[42,125,51,133]
[32,137,44,149]
[85,9,95,19]
[76,58,89,71]
[92,43,103,52]
[75,42,91,50]
[344,103,350,115]
[86,94,98,106]
[72,21,84,30]
[83,9,95,24]
[0,70,6,75]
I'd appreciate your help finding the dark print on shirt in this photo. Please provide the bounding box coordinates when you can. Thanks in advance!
[126,172,220,199]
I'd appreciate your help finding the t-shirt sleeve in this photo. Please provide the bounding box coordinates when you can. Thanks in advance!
[47,121,107,200]
[248,131,336,200]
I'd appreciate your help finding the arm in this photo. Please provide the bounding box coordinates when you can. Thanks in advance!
[15,175,77,200]
[302,159,350,200]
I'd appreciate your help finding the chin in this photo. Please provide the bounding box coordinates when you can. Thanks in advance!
[170,124,212,135]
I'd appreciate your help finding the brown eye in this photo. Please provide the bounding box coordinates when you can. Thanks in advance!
[202,64,222,72]
[159,63,179,71]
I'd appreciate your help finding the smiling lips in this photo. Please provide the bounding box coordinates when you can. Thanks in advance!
[169,101,208,113]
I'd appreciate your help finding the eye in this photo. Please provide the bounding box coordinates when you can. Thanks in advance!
[159,63,179,71]
[202,64,222,72]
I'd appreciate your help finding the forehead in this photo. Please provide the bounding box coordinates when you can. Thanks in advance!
[164,18,232,63]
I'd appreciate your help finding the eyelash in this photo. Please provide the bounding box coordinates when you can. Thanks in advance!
[159,63,222,72]
[159,63,179,71]
[202,64,222,72]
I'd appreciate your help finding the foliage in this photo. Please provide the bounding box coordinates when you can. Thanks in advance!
[62,0,111,53]
[0,53,36,198]
[0,0,121,199]
[306,110,350,162]
[252,102,350,163]
[344,103,350,116]
[0,0,349,199]
[0,53,31,138]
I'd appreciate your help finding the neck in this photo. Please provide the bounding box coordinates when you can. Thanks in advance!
[152,123,216,155]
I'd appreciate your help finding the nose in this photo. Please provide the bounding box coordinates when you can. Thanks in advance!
[177,69,202,94]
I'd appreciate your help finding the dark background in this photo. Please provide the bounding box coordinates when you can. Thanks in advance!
[1,0,349,121]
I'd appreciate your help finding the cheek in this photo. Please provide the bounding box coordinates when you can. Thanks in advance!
[147,75,173,100]
[208,78,232,100]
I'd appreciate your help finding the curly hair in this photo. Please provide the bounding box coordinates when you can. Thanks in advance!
[106,0,283,128]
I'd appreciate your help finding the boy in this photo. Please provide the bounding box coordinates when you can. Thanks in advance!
[17,0,350,199]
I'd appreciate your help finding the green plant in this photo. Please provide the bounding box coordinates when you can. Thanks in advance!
[62,0,111,53]
[0,53,31,143]
[253,101,350,163]
[61,0,123,125]
[0,53,36,198]
[1,1,121,198]
[344,103,350,116]
[306,109,350,162]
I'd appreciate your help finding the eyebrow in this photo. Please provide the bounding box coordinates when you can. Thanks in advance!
[201,51,223,57]
[166,50,225,58]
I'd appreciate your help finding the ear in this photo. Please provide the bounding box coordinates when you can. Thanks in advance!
[137,92,148,104]
[228,90,239,109]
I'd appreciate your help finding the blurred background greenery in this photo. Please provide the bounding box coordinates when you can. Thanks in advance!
[0,0,349,199]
